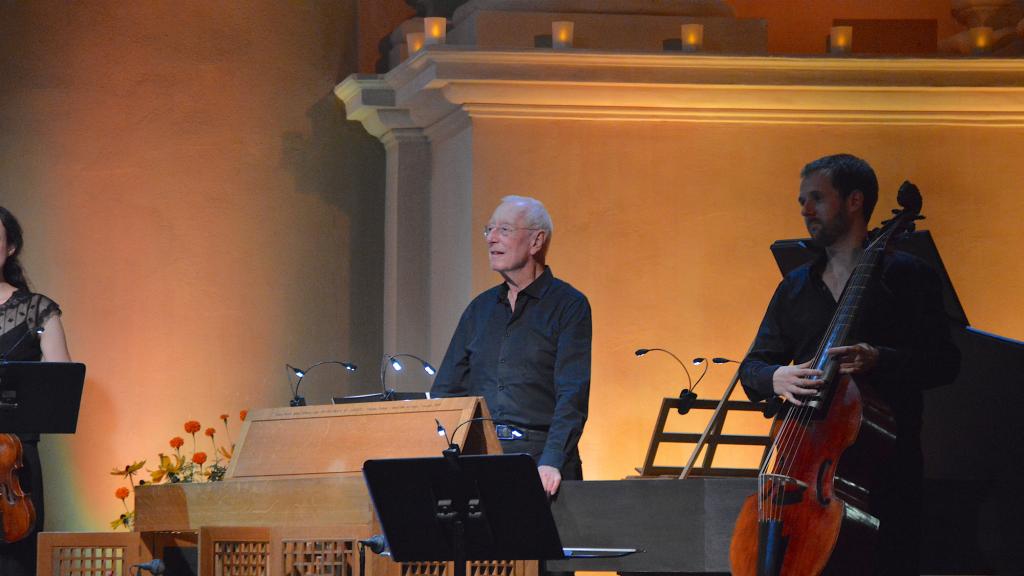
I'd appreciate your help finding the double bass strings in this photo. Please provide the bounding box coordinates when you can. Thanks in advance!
[759,232,890,525]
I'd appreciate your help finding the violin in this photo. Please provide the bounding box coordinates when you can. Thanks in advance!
[730,182,923,575]
[1,432,36,544]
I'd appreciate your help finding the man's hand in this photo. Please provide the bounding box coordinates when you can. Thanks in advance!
[537,465,562,496]
[772,361,824,406]
[828,343,879,375]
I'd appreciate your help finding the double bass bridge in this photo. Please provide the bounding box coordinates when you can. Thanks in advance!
[759,473,807,508]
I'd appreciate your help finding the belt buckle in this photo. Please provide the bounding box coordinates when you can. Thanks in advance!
[496,424,525,441]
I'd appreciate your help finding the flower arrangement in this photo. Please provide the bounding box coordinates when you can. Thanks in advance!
[110,409,248,530]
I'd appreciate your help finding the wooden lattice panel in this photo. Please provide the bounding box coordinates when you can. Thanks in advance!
[400,561,447,576]
[37,532,144,576]
[468,561,516,576]
[50,544,127,576]
[396,560,530,576]
[213,540,270,576]
[281,538,355,576]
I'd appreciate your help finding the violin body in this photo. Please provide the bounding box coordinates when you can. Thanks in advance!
[0,432,37,544]
[730,375,895,576]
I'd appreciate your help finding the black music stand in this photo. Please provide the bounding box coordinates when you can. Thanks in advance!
[363,454,564,576]
[0,361,86,434]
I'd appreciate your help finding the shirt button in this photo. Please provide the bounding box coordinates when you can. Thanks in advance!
[499,358,505,364]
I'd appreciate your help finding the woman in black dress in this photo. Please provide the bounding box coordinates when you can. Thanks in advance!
[0,206,71,576]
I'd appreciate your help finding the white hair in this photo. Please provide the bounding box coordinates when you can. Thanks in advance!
[501,195,553,239]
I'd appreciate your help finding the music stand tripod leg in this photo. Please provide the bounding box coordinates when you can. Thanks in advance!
[436,500,468,576]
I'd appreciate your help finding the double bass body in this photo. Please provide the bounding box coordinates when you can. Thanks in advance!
[730,374,895,576]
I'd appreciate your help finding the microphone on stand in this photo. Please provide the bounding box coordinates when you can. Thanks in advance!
[1,326,45,363]
[359,534,389,555]
[358,533,391,576]
[379,353,435,401]
[635,348,697,415]
[132,559,165,575]
[286,360,357,407]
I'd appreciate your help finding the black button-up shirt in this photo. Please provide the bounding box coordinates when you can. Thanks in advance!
[430,267,591,470]
[739,250,960,425]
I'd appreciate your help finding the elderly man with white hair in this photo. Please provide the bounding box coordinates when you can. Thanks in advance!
[431,195,591,496]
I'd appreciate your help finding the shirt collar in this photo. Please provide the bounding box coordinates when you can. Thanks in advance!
[497,266,554,302]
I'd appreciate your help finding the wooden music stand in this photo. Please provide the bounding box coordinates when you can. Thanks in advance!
[637,368,771,479]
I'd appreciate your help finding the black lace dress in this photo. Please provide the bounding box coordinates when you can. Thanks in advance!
[0,290,61,576]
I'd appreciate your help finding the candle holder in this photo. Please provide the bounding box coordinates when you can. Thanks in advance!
[829,26,853,55]
[424,17,447,46]
[552,21,574,49]
[680,23,704,52]
[969,26,993,55]
[406,32,425,56]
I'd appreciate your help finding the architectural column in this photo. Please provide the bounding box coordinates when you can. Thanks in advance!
[381,128,432,365]
[336,77,435,384]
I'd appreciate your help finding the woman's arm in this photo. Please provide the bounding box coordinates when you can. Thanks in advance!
[40,314,71,362]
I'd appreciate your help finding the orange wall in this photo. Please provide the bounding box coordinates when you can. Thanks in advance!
[358,0,415,72]
[470,118,1024,480]
[1,1,386,530]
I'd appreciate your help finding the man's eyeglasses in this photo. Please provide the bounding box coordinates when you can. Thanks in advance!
[482,224,541,238]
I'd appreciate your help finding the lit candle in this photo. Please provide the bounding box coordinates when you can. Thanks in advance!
[424,17,447,46]
[552,21,574,49]
[680,23,704,52]
[969,26,993,55]
[406,32,425,56]
[829,26,853,55]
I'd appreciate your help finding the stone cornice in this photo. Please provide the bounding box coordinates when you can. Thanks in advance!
[337,47,1024,132]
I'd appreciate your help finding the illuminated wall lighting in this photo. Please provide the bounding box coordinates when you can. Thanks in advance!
[829,26,853,55]
[552,21,575,49]
[680,23,704,52]
[424,17,447,46]
[969,26,993,55]
[406,32,425,56]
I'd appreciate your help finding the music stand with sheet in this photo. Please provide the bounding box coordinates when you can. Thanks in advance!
[363,454,564,576]
[0,361,86,434]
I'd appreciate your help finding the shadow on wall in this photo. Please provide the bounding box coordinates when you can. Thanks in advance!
[280,93,386,394]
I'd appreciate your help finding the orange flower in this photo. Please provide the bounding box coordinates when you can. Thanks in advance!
[169,437,184,449]
[184,420,201,434]
[204,427,216,438]
[239,409,248,421]
[115,487,130,500]
[192,452,208,465]
[219,413,229,422]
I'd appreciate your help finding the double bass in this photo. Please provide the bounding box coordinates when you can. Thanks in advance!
[730,182,923,575]
[1,432,36,544]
